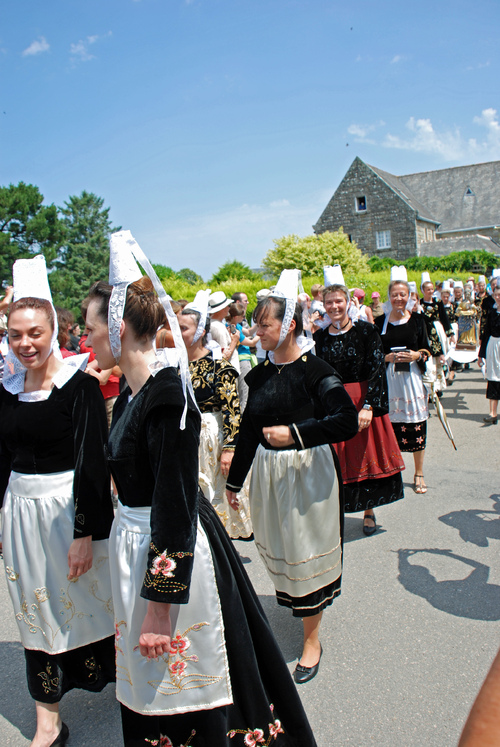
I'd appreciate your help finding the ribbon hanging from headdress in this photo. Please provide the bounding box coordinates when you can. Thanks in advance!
[108,230,195,429]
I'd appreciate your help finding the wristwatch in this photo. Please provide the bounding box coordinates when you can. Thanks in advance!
[362,404,372,411]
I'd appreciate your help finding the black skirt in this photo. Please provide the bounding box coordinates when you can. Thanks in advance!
[486,380,500,399]
[120,494,317,747]
[392,421,427,452]
[343,472,405,513]
[25,636,115,703]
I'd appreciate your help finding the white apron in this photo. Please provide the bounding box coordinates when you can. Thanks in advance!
[249,444,341,599]
[2,470,114,654]
[110,502,232,715]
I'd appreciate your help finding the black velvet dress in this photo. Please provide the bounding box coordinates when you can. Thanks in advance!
[227,352,358,616]
[0,370,115,703]
[479,306,500,400]
[314,322,405,512]
[108,366,317,747]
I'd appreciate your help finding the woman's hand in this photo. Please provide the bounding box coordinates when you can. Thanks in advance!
[262,425,294,448]
[226,489,240,510]
[478,358,484,367]
[220,449,234,477]
[358,408,373,432]
[67,536,93,579]
[139,601,171,659]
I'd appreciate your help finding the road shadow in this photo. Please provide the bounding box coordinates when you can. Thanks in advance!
[0,640,32,740]
[439,495,500,547]
[0,640,119,744]
[258,594,304,664]
[344,516,387,544]
[396,548,500,620]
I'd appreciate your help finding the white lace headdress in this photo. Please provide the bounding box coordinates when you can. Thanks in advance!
[391,266,408,283]
[183,289,211,343]
[324,264,346,288]
[269,269,304,349]
[108,230,195,429]
[3,254,63,394]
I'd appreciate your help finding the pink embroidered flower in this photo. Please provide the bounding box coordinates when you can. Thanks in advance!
[416,436,424,444]
[269,720,284,738]
[115,623,122,640]
[151,553,177,578]
[244,729,265,746]
[169,660,187,677]
[170,634,190,655]
[402,438,407,444]
[401,426,406,432]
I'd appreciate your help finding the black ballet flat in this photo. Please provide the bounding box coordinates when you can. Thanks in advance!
[363,513,377,536]
[293,646,323,684]
[50,722,69,747]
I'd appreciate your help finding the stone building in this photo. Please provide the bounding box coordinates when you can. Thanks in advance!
[313,156,500,260]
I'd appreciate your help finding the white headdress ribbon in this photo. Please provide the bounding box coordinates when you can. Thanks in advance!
[108,230,196,429]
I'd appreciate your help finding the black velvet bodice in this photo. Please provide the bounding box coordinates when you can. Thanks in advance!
[108,367,201,603]
[314,320,388,415]
[0,370,112,540]
[375,313,429,356]
[227,351,358,491]
[479,307,500,358]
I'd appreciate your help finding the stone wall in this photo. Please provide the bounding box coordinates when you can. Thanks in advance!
[314,157,419,260]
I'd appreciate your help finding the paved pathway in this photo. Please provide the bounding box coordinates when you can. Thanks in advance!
[0,365,498,745]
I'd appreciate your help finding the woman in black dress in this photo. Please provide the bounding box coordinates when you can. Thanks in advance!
[0,256,115,747]
[84,235,318,746]
[314,283,405,535]
[375,277,430,494]
[478,285,500,424]
[226,289,358,684]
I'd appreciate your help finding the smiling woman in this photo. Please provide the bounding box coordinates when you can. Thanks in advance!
[0,257,115,747]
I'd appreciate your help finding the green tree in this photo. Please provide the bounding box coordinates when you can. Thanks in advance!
[209,259,260,284]
[152,263,178,282]
[177,267,204,285]
[263,229,369,279]
[50,191,119,319]
[0,182,65,283]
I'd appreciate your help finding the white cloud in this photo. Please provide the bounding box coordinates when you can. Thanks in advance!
[348,109,500,162]
[22,36,50,57]
[347,120,385,143]
[391,55,402,64]
[70,32,111,63]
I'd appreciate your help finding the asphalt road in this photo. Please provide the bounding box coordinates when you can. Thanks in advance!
[0,365,498,746]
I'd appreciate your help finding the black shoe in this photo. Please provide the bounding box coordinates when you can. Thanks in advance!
[363,513,377,536]
[293,646,323,684]
[50,723,69,747]
[483,415,498,424]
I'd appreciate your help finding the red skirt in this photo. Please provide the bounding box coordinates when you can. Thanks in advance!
[334,381,405,484]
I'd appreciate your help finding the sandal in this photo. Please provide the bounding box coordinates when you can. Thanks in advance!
[414,474,427,494]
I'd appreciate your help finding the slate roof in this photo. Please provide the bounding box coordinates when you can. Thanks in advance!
[366,163,438,224]
[366,160,500,233]
[418,234,500,257]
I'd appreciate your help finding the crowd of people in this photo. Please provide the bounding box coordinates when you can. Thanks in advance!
[0,238,498,746]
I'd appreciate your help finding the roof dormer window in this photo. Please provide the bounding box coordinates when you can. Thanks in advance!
[464,187,475,197]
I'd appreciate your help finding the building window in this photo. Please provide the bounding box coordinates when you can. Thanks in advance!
[465,187,475,197]
[376,230,391,249]
[355,196,367,212]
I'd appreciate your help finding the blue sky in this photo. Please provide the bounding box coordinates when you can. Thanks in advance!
[2,0,499,280]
